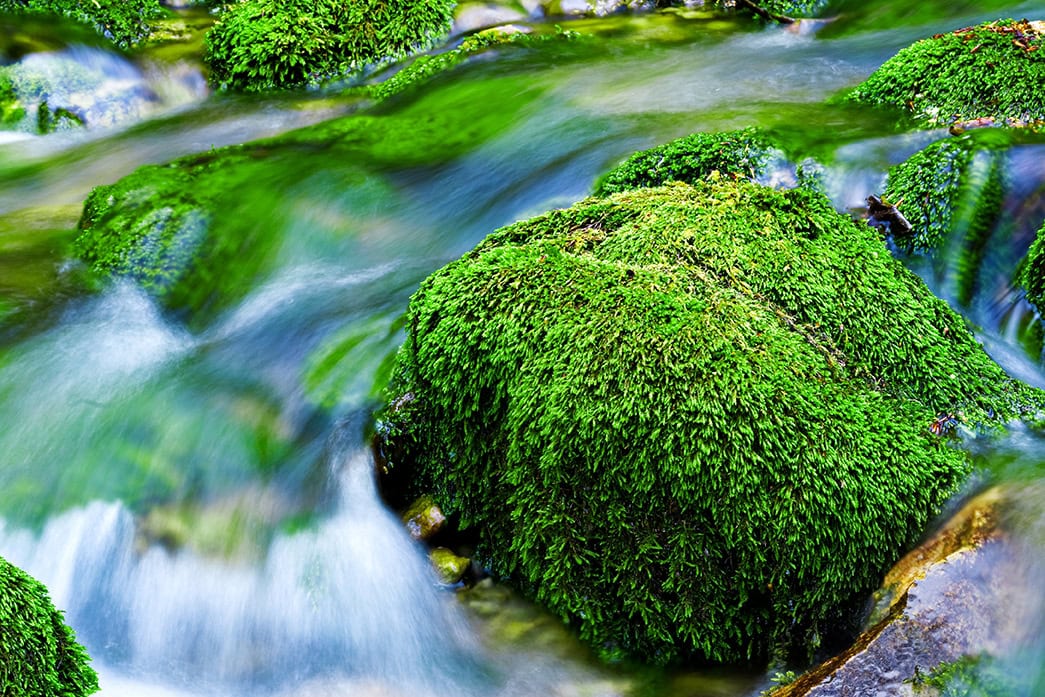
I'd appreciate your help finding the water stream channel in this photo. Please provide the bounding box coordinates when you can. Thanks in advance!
[1,2,1044,695]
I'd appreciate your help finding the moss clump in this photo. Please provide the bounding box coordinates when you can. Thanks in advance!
[0,0,165,48]
[845,19,1045,128]
[72,148,290,325]
[383,179,1038,665]
[593,128,784,196]
[0,556,99,696]
[883,132,1011,306]
[203,0,456,92]
[1018,220,1045,314]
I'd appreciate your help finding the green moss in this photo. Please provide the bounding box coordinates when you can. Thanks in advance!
[382,179,1039,665]
[0,68,26,128]
[0,0,165,48]
[203,0,456,92]
[72,150,284,325]
[912,654,1020,697]
[1018,220,1045,314]
[593,128,784,196]
[0,556,99,697]
[844,19,1045,128]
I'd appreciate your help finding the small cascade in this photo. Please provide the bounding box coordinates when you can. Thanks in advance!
[0,444,484,696]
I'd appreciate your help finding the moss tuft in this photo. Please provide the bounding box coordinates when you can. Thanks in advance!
[844,19,1045,128]
[382,179,1039,665]
[0,556,99,697]
[203,0,456,92]
[593,128,784,196]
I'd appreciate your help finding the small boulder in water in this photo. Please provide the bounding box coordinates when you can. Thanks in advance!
[430,547,470,585]
[402,495,447,541]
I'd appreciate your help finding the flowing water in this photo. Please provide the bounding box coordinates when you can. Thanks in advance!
[1,2,1045,695]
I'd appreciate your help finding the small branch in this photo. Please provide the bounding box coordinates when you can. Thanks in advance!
[735,0,796,25]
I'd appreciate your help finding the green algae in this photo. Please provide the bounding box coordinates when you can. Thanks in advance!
[382,179,1039,665]
[0,556,98,696]
[844,19,1045,128]
[203,0,456,92]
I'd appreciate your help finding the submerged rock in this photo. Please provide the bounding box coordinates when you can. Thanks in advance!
[770,486,1040,697]
[845,19,1045,129]
[0,555,99,696]
[381,178,1041,664]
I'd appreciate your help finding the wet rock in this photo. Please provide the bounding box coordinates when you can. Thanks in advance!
[772,486,1040,697]
[453,3,528,34]
[402,495,446,541]
[430,547,470,585]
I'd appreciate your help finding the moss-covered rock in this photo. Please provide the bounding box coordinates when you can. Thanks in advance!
[0,556,99,697]
[594,128,784,196]
[382,179,1040,665]
[845,19,1045,128]
[203,0,456,92]
[0,0,165,48]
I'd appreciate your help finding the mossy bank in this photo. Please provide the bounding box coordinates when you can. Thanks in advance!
[381,178,1040,665]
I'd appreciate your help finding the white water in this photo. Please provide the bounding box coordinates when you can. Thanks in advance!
[0,447,483,696]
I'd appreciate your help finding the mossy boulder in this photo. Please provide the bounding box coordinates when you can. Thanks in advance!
[0,556,99,697]
[203,0,456,92]
[382,178,1040,665]
[845,19,1045,129]
[593,128,789,196]
[0,0,165,48]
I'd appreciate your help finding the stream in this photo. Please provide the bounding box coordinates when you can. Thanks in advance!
[1,1,1044,695]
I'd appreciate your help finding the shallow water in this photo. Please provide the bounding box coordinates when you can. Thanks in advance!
[1,2,1044,695]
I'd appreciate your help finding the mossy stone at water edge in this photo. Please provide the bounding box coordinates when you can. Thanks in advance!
[0,556,98,696]
[593,128,784,196]
[382,179,1041,665]
[203,0,456,91]
[0,0,165,48]
[845,19,1045,128]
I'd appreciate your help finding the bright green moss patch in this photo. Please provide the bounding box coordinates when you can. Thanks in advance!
[383,179,1039,665]
[0,0,165,48]
[0,556,99,696]
[594,128,783,196]
[203,0,456,92]
[845,19,1045,128]
[1019,220,1045,314]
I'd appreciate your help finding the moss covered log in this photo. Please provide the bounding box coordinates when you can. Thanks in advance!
[845,19,1045,128]
[382,179,1039,665]
[203,0,456,91]
[0,556,98,696]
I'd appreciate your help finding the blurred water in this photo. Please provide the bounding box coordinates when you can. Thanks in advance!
[1,3,1044,696]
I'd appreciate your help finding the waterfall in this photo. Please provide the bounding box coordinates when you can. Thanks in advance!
[0,444,484,696]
